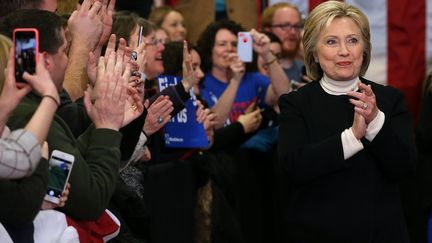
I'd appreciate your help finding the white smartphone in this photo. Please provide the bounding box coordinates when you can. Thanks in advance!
[237,32,253,62]
[44,150,75,204]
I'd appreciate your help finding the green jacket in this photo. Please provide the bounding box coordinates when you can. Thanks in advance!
[5,93,122,222]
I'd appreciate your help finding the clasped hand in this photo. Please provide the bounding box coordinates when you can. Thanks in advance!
[347,82,379,139]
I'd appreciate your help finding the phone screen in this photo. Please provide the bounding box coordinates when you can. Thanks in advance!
[46,155,73,199]
[14,30,38,82]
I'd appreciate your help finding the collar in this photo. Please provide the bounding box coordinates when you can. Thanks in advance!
[319,74,359,95]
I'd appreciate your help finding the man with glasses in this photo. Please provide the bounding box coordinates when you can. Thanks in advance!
[262,2,305,86]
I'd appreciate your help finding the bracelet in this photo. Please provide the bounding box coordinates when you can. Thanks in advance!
[42,94,60,106]
[264,57,278,66]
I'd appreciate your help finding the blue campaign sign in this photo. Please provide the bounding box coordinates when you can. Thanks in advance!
[157,75,209,148]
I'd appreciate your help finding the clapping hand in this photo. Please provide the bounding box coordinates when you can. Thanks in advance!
[143,96,174,136]
[347,82,379,139]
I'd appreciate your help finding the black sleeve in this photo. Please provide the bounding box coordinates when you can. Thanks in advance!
[0,159,48,226]
[416,89,432,154]
[362,88,417,181]
[210,122,252,152]
[119,110,147,161]
[278,93,347,185]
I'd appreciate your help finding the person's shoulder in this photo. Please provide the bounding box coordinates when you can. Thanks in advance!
[278,81,320,106]
[361,77,403,98]
[203,73,224,85]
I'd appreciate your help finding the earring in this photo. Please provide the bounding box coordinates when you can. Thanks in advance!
[314,57,319,63]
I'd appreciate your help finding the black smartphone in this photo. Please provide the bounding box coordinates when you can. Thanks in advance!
[13,28,39,82]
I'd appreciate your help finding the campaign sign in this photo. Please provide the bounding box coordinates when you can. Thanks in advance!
[157,75,209,148]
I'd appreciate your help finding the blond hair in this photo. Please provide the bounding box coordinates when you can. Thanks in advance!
[261,2,301,30]
[303,1,371,80]
[0,34,12,91]
[56,0,78,15]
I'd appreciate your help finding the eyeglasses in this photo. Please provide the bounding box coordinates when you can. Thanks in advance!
[270,23,303,31]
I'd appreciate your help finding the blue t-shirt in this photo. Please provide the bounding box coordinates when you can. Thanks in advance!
[200,72,270,125]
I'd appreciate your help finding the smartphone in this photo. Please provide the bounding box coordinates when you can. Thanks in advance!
[13,28,39,83]
[237,32,253,62]
[44,150,75,204]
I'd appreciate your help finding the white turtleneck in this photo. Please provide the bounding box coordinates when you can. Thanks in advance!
[320,74,359,95]
[319,74,385,160]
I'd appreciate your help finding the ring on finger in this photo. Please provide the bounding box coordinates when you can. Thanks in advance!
[157,116,163,124]
[362,102,368,110]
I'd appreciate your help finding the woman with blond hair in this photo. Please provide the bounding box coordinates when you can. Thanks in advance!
[278,1,416,242]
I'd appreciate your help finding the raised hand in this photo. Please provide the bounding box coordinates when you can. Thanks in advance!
[123,86,144,126]
[0,49,32,118]
[143,96,174,136]
[84,52,128,131]
[195,100,208,124]
[347,82,379,124]
[134,41,147,73]
[250,29,271,57]
[351,109,367,140]
[226,53,245,83]
[68,0,103,51]
[237,108,262,134]
[0,51,58,129]
[97,0,116,48]
[181,40,194,91]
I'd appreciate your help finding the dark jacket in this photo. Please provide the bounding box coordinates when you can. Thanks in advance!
[278,78,417,242]
[7,93,123,221]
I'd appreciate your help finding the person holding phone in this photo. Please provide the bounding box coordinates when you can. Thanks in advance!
[0,9,140,230]
[196,19,291,242]
[277,2,416,242]
[0,33,60,179]
[196,19,290,129]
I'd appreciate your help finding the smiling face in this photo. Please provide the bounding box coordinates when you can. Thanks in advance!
[211,28,237,70]
[143,31,165,79]
[315,17,364,81]
[161,11,186,41]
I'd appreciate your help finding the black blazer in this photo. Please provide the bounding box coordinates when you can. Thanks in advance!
[277,78,417,243]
